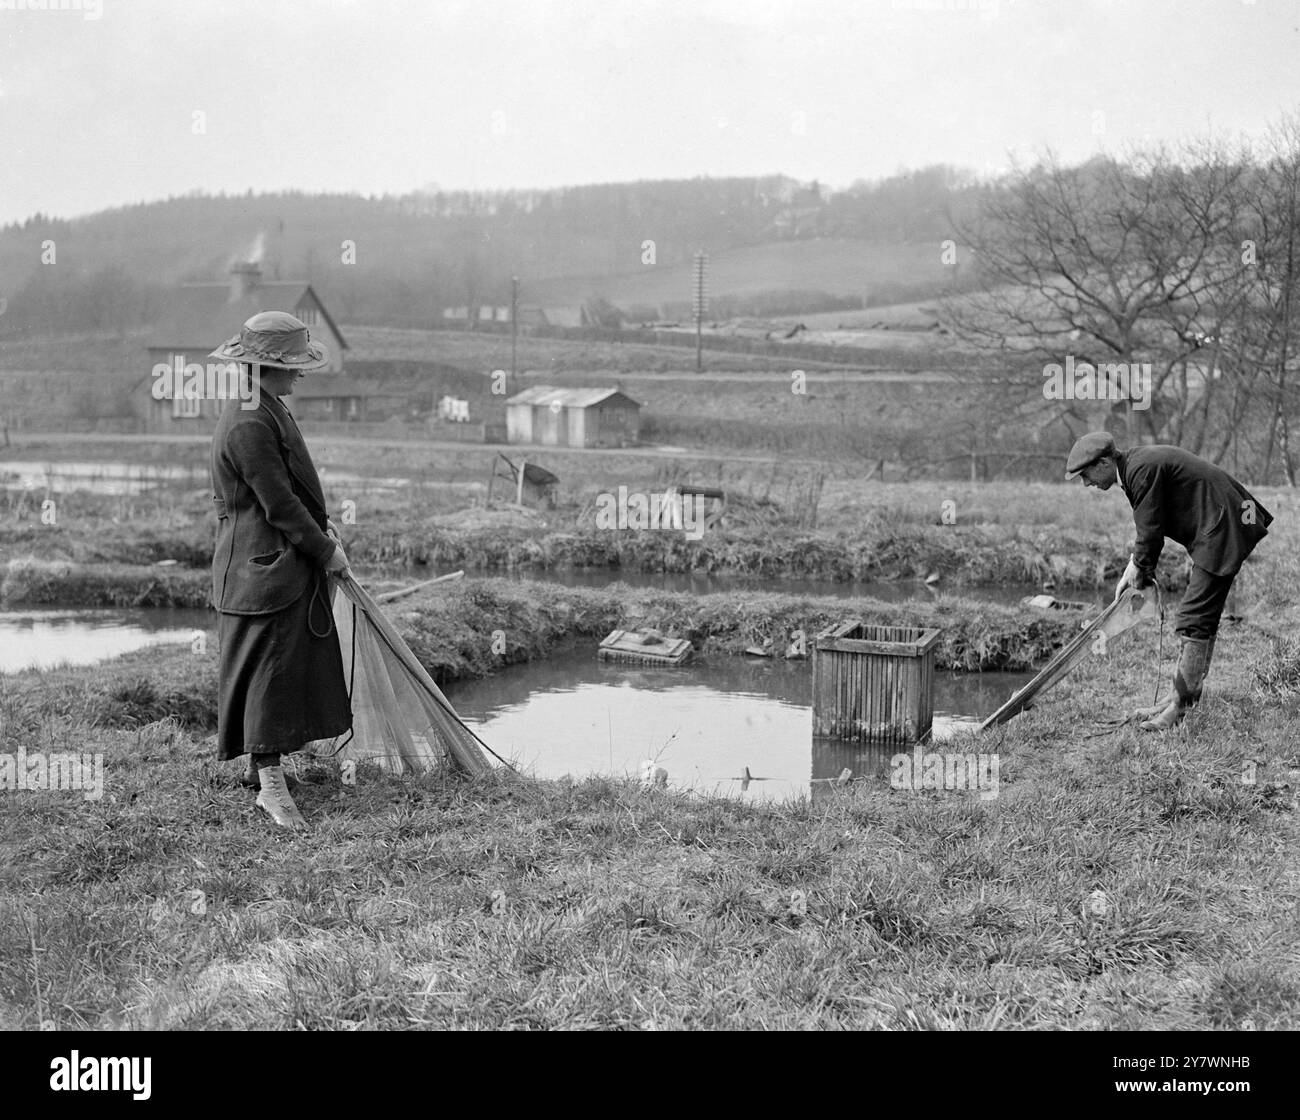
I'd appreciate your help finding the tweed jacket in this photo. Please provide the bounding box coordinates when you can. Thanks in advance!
[210,395,335,615]
[1117,445,1272,579]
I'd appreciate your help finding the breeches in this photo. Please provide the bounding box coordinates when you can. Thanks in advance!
[1174,565,1236,640]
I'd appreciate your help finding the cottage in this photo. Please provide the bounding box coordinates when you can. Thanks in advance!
[143,260,359,432]
[504,386,641,449]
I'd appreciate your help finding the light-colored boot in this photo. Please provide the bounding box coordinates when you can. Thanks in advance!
[240,758,297,791]
[255,766,307,828]
[1140,637,1214,733]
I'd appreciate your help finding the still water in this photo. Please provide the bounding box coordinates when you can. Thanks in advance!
[0,608,214,673]
[0,607,1034,800]
[0,460,403,496]
[447,646,1033,802]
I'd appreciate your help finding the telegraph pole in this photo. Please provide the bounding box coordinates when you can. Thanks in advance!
[693,250,708,373]
[510,275,520,385]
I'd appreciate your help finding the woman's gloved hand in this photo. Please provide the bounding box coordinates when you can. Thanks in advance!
[324,543,351,575]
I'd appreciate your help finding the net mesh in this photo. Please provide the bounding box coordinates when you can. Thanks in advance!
[318,573,493,777]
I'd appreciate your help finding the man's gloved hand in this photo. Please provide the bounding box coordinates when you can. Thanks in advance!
[1114,553,1150,600]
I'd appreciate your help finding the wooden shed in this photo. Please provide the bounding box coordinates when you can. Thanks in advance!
[505,386,640,449]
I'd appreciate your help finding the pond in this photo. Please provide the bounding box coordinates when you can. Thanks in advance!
[0,459,405,496]
[1,604,1040,801]
[446,645,1034,803]
[0,607,214,673]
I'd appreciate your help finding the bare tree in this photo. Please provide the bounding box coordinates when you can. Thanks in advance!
[942,148,1255,464]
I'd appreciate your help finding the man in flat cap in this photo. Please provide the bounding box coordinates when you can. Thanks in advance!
[1066,432,1273,731]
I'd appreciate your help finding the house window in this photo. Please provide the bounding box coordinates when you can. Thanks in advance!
[347,399,360,419]
[297,306,319,326]
[173,396,201,419]
[323,399,334,413]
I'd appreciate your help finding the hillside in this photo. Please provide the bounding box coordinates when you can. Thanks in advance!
[526,239,975,320]
[0,169,977,335]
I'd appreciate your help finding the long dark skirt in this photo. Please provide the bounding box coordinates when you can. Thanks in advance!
[216,576,352,761]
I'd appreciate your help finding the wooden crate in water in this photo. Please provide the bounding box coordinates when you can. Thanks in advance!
[812,620,942,745]
[598,629,693,666]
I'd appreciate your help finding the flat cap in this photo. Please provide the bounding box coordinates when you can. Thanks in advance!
[1064,431,1116,478]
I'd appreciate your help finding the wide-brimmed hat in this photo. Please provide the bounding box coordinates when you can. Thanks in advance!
[210,310,330,372]
[1064,431,1117,478]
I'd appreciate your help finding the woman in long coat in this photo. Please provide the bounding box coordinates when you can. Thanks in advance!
[208,311,352,827]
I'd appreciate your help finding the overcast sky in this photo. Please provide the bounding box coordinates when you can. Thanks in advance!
[1,0,1298,227]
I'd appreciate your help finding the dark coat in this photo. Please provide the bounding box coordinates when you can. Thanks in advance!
[210,394,336,614]
[1117,445,1273,578]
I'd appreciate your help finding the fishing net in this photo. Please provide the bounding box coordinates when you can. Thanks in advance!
[317,573,495,776]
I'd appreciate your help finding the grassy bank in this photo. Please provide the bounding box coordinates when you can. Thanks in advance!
[1,493,1151,591]
[1,608,1297,1029]
[393,579,1079,676]
[0,574,1081,688]
[1,559,212,608]
[12,467,1275,590]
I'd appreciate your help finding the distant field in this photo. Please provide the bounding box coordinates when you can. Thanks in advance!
[346,325,821,374]
[527,239,964,313]
[0,315,986,468]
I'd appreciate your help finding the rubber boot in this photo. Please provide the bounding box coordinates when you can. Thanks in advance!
[1140,637,1214,732]
[255,766,307,829]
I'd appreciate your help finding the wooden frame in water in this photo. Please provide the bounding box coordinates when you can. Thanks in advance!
[812,620,942,746]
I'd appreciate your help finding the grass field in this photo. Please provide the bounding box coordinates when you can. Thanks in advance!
[525,238,963,313]
[0,320,969,453]
[1,579,1297,1029]
[1,457,1296,1030]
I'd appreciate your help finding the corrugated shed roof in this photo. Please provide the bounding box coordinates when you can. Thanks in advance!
[147,281,348,354]
[504,386,639,408]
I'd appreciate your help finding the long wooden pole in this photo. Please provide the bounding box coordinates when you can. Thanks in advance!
[374,570,464,603]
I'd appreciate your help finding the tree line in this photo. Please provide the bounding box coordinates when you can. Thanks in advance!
[937,113,1300,485]
[0,171,971,337]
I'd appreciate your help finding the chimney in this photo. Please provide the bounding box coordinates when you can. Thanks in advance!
[229,260,261,302]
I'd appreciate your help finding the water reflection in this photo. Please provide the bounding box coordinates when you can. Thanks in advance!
[0,608,215,673]
[446,645,1033,802]
[0,460,405,496]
